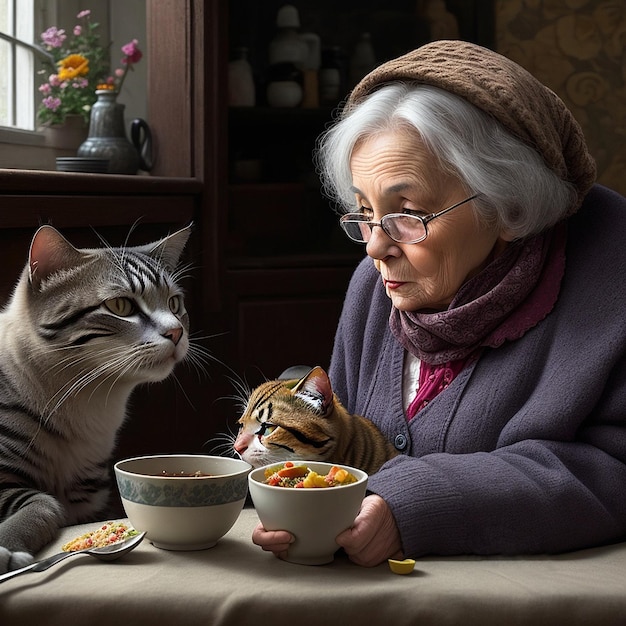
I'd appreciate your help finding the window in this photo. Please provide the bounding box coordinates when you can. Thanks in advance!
[0,0,57,132]
[0,0,37,130]
[0,1,145,164]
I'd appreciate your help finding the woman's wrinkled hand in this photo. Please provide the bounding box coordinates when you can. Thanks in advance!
[251,494,402,567]
[335,494,403,567]
[251,523,294,560]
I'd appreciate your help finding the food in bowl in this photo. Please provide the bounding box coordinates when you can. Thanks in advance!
[264,462,358,488]
[114,454,251,551]
[248,460,368,565]
[158,470,213,477]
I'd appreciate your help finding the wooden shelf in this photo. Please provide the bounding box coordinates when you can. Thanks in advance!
[0,168,202,195]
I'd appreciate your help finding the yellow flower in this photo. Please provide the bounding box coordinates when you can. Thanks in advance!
[57,54,90,81]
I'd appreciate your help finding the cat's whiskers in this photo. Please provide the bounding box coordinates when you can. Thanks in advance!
[42,344,152,417]
[43,360,125,418]
[108,241,133,276]
[38,333,203,420]
[169,262,194,285]
[6,344,109,433]
[41,343,135,380]
[205,426,240,458]
[98,354,147,407]
[224,373,253,414]
[184,340,216,379]
[180,333,233,381]
[163,365,201,411]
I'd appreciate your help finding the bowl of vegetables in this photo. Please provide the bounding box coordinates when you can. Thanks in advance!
[114,454,251,551]
[248,460,368,565]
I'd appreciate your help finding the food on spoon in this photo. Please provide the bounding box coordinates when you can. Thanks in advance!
[62,521,138,552]
[264,462,358,488]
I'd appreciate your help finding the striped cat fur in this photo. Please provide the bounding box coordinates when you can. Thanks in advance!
[0,225,191,573]
[234,366,399,474]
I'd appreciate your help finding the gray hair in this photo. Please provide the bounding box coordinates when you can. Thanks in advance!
[315,83,578,239]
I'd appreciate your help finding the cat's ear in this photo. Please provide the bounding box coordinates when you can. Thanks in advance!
[146,224,193,271]
[292,366,334,416]
[29,225,86,291]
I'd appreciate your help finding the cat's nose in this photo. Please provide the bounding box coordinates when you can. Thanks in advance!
[164,326,183,345]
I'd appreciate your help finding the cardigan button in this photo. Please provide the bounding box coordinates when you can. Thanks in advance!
[394,434,408,451]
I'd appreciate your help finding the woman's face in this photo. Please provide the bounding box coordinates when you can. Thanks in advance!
[349,129,511,312]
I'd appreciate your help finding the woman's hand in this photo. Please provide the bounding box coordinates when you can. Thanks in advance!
[335,494,403,567]
[251,493,403,566]
[251,524,294,560]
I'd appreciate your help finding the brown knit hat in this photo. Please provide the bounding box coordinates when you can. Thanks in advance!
[347,40,596,211]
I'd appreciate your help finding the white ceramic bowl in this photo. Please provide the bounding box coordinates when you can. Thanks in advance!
[114,454,251,550]
[248,461,368,565]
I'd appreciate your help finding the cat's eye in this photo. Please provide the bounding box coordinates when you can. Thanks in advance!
[169,295,182,315]
[104,297,136,317]
[256,423,276,437]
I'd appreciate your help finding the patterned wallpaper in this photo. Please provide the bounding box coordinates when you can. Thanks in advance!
[495,0,626,196]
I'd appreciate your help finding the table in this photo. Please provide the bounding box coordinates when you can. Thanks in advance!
[1,507,625,626]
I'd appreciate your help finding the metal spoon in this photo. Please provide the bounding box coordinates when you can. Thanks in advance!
[0,531,146,583]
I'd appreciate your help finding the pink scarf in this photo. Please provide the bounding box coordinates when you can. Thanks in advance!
[391,223,567,419]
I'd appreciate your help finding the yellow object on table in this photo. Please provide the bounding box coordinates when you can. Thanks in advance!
[388,558,416,575]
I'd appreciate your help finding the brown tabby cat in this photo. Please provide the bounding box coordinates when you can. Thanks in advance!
[234,366,398,474]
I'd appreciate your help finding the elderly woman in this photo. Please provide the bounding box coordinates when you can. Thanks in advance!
[252,40,626,566]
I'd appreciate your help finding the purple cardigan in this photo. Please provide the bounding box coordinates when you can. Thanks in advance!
[329,184,626,557]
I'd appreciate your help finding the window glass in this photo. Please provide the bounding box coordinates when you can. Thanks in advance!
[16,2,34,129]
[0,0,15,127]
[0,0,35,130]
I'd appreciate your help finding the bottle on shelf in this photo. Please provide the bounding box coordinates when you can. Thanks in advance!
[300,32,321,108]
[349,32,376,89]
[268,4,308,68]
[228,47,256,107]
[320,46,344,106]
[266,4,320,108]
[266,62,303,108]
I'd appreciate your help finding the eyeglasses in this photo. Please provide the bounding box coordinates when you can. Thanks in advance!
[339,193,480,244]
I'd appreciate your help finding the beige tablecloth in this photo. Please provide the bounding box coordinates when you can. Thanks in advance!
[1,506,625,626]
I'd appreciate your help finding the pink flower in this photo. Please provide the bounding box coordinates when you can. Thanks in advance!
[41,27,66,49]
[76,10,91,19]
[42,96,62,111]
[49,74,61,87]
[74,25,82,36]
[39,83,51,95]
[115,68,124,78]
[121,39,142,65]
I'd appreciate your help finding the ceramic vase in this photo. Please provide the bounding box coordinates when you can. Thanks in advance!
[77,90,141,174]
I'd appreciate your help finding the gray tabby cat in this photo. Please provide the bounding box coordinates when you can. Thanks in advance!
[0,224,191,573]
